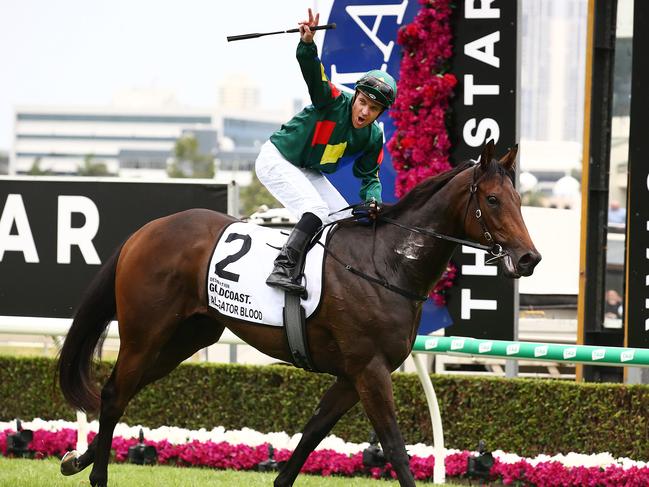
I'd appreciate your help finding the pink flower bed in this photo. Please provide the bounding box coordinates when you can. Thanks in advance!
[388,0,458,303]
[3,428,649,485]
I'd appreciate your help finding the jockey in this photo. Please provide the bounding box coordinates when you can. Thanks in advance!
[255,8,397,295]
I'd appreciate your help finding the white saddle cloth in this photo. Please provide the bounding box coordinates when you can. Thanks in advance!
[207,222,330,327]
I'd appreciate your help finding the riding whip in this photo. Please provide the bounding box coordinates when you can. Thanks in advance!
[227,23,336,42]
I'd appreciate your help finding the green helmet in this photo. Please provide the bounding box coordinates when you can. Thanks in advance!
[355,70,397,108]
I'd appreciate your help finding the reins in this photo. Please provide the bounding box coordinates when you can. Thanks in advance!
[316,236,429,302]
[313,164,508,302]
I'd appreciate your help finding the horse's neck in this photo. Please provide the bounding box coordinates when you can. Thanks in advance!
[382,181,466,296]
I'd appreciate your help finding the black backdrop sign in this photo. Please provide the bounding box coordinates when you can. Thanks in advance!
[445,0,518,341]
[0,179,227,319]
[626,165,649,349]
[625,1,649,349]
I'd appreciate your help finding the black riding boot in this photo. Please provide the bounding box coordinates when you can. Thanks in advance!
[266,213,321,294]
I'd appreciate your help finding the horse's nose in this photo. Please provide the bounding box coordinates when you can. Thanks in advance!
[516,251,542,276]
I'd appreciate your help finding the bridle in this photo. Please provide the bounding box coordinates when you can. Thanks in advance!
[316,163,509,302]
[381,164,508,264]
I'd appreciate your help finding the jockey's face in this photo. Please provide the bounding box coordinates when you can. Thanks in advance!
[351,91,384,129]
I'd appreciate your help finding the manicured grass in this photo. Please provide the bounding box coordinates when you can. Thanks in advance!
[0,457,454,486]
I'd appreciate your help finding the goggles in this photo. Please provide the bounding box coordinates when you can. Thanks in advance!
[357,75,395,102]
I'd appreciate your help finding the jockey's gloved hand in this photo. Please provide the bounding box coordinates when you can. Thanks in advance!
[352,199,382,224]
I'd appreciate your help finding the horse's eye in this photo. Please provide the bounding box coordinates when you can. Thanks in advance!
[487,195,498,205]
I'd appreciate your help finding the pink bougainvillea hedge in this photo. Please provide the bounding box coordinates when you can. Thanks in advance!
[388,0,457,304]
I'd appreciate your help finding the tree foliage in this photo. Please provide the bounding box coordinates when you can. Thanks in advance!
[239,173,281,216]
[26,158,52,176]
[77,155,112,177]
[167,135,214,179]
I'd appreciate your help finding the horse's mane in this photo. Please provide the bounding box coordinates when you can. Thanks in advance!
[380,160,475,217]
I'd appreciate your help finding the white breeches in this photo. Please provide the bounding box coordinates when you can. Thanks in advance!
[255,141,351,224]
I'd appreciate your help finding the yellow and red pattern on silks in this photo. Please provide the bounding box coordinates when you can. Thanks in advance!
[311,120,336,146]
[328,81,341,98]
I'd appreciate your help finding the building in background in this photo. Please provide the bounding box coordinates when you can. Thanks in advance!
[10,108,287,182]
[214,111,283,177]
[9,78,292,182]
[0,151,8,174]
[218,74,261,112]
[11,106,214,177]
[518,0,632,211]
[520,0,588,143]
[608,0,633,206]
[519,0,588,206]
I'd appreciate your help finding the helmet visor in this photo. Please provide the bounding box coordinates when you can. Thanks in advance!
[357,76,395,106]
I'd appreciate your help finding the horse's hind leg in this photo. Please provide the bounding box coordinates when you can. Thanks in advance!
[70,315,225,479]
[86,352,141,487]
[87,316,224,487]
[274,377,359,487]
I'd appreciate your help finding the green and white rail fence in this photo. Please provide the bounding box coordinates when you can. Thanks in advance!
[410,335,649,483]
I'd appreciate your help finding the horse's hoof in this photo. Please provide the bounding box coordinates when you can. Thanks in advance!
[60,450,81,476]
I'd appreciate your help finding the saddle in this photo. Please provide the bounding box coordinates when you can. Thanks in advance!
[207,222,332,370]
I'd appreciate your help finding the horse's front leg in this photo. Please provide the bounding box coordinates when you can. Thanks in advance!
[274,377,358,487]
[354,360,416,487]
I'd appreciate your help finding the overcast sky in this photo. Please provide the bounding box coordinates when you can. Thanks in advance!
[0,0,336,151]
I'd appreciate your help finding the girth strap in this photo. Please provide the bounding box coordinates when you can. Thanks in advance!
[283,293,317,371]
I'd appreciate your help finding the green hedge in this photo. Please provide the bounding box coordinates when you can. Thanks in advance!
[1,355,647,459]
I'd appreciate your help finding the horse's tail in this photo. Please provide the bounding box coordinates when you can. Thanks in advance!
[57,244,123,413]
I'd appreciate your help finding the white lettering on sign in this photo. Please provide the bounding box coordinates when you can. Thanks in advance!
[534,345,548,357]
[621,350,635,362]
[461,2,502,148]
[464,31,500,67]
[464,75,500,105]
[563,348,577,360]
[506,344,519,355]
[592,349,606,361]
[330,66,367,92]
[460,246,498,319]
[479,341,492,353]
[462,247,498,276]
[330,1,407,89]
[461,288,497,319]
[463,118,501,147]
[57,196,101,265]
[646,219,649,331]
[424,338,439,350]
[0,194,39,263]
[451,338,466,350]
[465,0,500,19]
[345,1,408,62]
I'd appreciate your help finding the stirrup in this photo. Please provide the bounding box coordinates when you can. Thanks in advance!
[266,274,306,294]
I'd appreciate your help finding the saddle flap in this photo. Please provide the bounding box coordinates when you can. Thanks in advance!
[207,222,331,327]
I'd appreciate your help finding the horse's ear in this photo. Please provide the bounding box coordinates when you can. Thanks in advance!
[499,143,518,172]
[479,139,496,171]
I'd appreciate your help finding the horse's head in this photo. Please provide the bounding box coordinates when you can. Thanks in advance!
[461,141,541,278]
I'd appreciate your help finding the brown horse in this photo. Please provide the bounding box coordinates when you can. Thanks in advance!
[57,141,540,487]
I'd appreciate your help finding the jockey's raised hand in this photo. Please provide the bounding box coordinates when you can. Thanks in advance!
[299,8,319,43]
